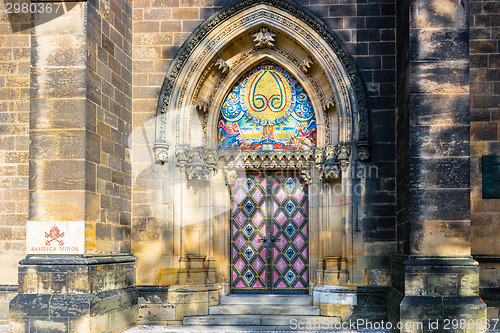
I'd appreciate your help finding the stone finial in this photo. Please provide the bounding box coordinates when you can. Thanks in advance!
[153,142,170,164]
[252,27,276,49]
[215,58,230,73]
[314,148,325,165]
[300,57,314,73]
[336,144,351,161]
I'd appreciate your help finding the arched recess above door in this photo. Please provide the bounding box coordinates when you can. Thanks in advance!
[153,0,371,167]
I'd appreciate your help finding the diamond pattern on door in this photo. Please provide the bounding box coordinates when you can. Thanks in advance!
[230,173,268,292]
[230,171,308,294]
[270,172,309,293]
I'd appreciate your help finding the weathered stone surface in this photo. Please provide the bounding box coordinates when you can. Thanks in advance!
[10,255,138,333]
[0,0,497,328]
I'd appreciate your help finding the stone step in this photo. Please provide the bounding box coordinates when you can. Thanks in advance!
[183,315,340,327]
[220,295,313,306]
[209,304,320,315]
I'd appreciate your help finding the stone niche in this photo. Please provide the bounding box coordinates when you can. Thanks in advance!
[9,255,138,332]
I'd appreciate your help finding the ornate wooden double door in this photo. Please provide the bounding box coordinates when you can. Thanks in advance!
[230,171,309,294]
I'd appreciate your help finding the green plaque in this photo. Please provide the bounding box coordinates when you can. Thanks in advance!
[482,155,500,199]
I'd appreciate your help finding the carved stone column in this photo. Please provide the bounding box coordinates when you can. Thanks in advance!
[393,0,486,330]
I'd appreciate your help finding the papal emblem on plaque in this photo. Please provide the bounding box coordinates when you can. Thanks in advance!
[44,225,65,246]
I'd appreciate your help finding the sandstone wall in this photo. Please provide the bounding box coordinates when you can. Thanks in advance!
[86,0,133,253]
[0,3,30,324]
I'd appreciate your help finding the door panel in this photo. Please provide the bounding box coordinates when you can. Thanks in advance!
[230,171,308,294]
[230,172,268,292]
[270,172,309,294]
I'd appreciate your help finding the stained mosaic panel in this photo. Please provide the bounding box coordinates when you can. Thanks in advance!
[230,171,308,294]
[218,62,317,150]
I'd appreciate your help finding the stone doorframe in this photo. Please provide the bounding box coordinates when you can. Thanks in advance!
[152,0,371,288]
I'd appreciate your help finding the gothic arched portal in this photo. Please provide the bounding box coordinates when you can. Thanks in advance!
[153,0,371,292]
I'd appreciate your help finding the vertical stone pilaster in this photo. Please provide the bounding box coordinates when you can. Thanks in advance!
[396,0,487,330]
[9,0,137,331]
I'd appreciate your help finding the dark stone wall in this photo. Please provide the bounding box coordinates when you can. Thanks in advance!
[406,0,471,256]
[304,0,397,267]
[392,0,487,327]
[470,0,500,255]
[469,0,500,318]
[395,0,410,256]
[87,0,133,253]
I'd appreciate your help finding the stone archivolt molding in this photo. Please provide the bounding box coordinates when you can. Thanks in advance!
[174,144,351,183]
[155,0,371,163]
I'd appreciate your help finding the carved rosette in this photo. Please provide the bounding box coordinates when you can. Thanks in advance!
[153,142,170,164]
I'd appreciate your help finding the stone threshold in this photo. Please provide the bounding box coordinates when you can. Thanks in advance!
[125,325,391,332]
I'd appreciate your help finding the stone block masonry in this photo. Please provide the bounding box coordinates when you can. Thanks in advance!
[0,0,31,319]
[8,0,137,330]
[10,255,138,332]
[393,0,487,330]
[470,0,500,317]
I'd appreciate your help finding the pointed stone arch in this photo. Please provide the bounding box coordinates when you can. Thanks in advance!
[154,0,371,161]
[150,0,374,289]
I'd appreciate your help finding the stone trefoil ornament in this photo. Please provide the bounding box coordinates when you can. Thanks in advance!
[252,27,276,49]
[323,98,335,111]
[194,100,208,114]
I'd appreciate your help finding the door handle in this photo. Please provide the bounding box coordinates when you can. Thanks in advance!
[257,238,267,243]
[270,236,277,242]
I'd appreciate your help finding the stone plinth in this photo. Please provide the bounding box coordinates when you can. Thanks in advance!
[323,256,341,285]
[168,284,220,324]
[137,286,173,325]
[187,255,207,284]
[9,255,137,333]
[313,285,356,321]
[399,256,486,332]
[137,284,220,326]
